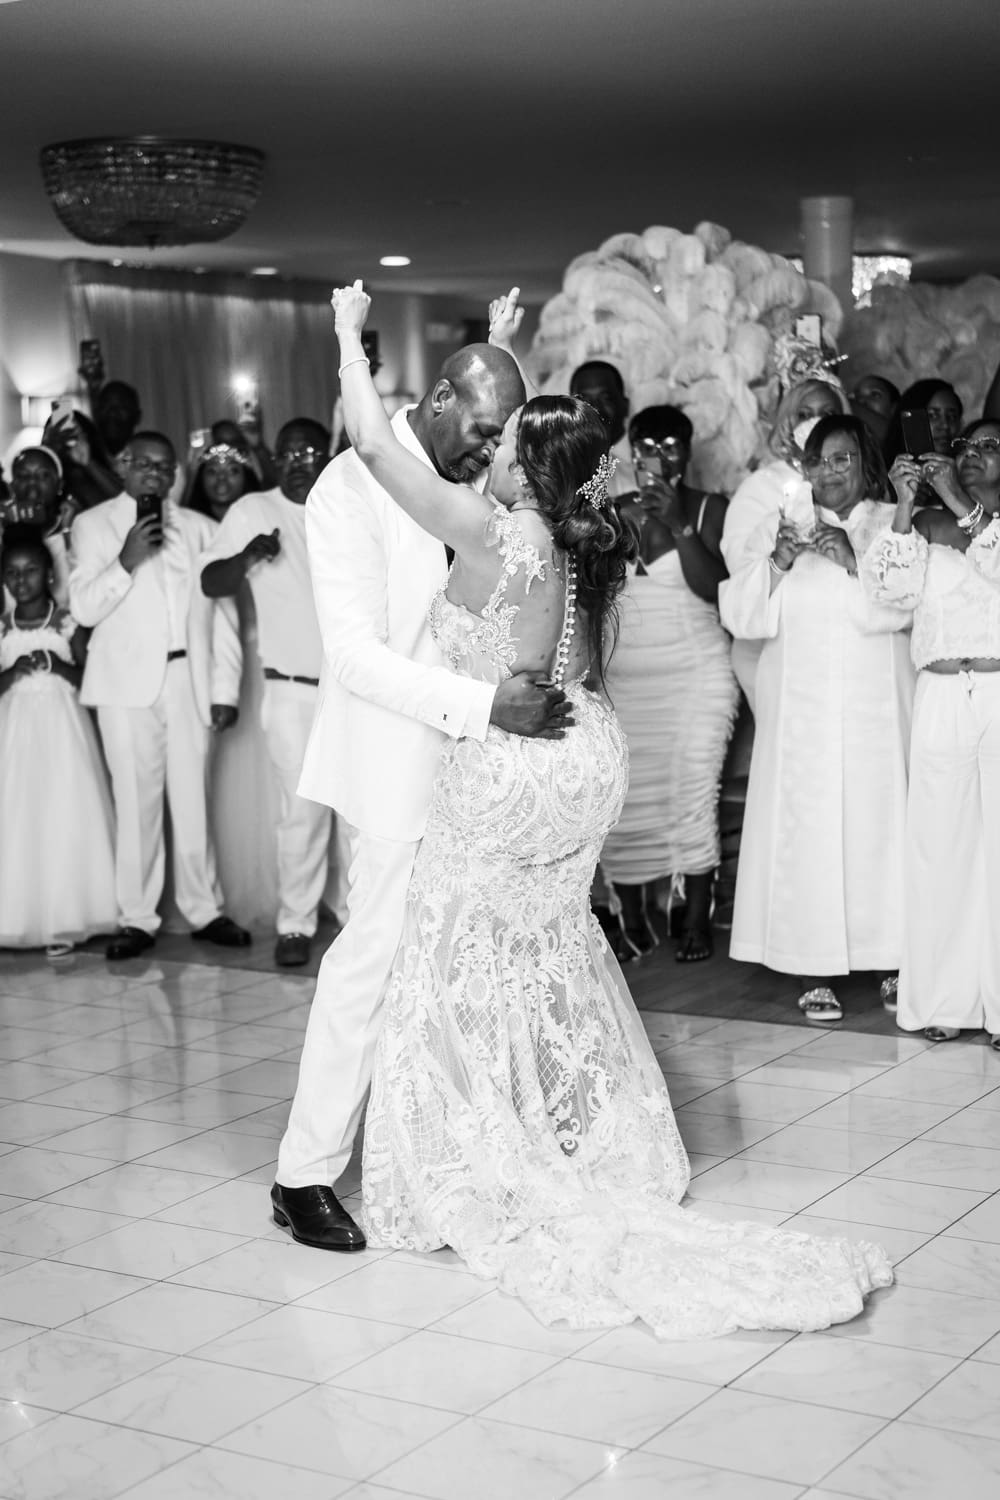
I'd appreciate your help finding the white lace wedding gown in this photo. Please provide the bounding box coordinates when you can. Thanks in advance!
[361,508,892,1339]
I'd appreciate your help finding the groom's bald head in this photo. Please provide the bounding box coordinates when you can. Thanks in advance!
[413,343,526,483]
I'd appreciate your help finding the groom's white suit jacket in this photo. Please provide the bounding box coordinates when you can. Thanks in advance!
[300,408,495,843]
[69,495,241,721]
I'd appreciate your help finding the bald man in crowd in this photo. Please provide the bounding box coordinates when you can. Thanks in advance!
[272,344,570,1252]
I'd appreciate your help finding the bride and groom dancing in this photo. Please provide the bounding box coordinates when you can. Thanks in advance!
[271,283,891,1338]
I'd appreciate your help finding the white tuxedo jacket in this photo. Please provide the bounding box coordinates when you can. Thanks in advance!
[69,496,241,721]
[300,408,495,842]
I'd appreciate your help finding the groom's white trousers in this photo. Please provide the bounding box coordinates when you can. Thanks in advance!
[276,825,419,1188]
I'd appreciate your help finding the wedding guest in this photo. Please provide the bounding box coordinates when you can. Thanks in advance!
[1,446,75,606]
[863,421,1000,1046]
[570,360,636,496]
[0,525,116,955]
[201,420,335,966]
[94,380,142,459]
[42,409,122,510]
[184,440,281,932]
[721,414,914,1023]
[851,374,900,450]
[599,405,738,962]
[69,431,250,960]
[721,376,849,708]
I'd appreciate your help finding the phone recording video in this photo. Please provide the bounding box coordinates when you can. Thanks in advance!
[900,408,934,459]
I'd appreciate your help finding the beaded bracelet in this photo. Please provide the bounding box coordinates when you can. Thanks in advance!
[957,501,985,534]
[768,556,789,576]
[337,356,370,378]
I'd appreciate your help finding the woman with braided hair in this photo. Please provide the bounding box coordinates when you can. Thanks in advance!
[315,283,891,1340]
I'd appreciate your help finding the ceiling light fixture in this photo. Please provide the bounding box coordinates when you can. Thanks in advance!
[251,266,279,276]
[379,255,411,267]
[39,137,266,249]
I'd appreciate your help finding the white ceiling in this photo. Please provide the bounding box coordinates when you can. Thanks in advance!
[2,0,998,302]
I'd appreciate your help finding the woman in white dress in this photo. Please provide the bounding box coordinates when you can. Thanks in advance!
[720,415,914,1024]
[186,442,281,930]
[862,421,1000,1046]
[333,285,891,1339]
[599,405,738,963]
[0,525,116,953]
[721,377,849,709]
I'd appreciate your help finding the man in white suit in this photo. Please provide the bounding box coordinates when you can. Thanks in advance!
[272,344,569,1250]
[70,431,252,960]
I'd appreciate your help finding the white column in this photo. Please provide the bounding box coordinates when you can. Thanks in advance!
[801,195,854,330]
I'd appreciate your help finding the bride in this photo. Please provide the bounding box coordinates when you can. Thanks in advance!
[332,282,892,1339]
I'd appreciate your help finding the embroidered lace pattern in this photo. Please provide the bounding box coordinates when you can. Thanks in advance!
[361,508,892,1338]
[862,520,1000,667]
[428,505,549,678]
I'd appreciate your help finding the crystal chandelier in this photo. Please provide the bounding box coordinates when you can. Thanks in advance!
[788,254,912,308]
[40,137,266,249]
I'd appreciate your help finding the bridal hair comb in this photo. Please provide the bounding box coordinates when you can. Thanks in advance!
[577,452,618,510]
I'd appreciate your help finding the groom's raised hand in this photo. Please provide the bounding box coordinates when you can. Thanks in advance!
[491,672,574,739]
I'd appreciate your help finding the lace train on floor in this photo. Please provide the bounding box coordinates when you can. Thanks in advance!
[361,681,893,1339]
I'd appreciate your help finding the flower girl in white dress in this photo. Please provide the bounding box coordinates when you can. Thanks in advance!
[0,525,117,953]
[332,285,892,1340]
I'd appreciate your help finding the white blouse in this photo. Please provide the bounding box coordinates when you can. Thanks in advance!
[861,518,1000,668]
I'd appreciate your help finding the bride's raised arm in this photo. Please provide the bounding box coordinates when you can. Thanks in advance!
[333,282,509,550]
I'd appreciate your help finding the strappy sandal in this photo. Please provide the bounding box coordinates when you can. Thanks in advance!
[880,976,898,1014]
[925,1026,960,1042]
[676,926,714,963]
[798,987,843,1025]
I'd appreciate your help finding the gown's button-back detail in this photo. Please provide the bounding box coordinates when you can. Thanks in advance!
[362,506,892,1339]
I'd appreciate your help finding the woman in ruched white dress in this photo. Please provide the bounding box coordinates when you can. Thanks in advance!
[600,405,738,963]
[721,415,914,1024]
[862,422,1000,1046]
[331,284,891,1340]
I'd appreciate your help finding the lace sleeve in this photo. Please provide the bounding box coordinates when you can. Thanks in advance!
[484,506,548,592]
[860,526,928,609]
[968,516,1000,588]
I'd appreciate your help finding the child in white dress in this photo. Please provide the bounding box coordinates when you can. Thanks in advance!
[0,525,117,954]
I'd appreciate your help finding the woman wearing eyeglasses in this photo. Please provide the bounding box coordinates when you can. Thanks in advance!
[720,415,914,1024]
[862,420,1000,1047]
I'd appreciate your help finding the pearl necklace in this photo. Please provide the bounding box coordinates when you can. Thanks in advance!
[552,553,578,690]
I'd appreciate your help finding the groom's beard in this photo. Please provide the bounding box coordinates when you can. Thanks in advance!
[443,453,489,484]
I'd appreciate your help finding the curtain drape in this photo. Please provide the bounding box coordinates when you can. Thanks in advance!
[63,262,338,452]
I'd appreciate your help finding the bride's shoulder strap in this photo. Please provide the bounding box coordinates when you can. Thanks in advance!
[485,505,550,594]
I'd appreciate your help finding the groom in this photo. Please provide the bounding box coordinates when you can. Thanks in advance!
[272,341,569,1250]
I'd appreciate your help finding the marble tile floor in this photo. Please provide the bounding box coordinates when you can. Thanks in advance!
[1,947,999,1500]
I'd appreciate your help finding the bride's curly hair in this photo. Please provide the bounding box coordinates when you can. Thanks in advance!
[517,395,637,683]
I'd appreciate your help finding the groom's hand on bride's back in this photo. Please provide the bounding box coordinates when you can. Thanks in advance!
[490,673,574,739]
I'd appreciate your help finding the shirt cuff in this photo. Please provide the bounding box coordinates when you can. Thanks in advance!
[442,679,495,741]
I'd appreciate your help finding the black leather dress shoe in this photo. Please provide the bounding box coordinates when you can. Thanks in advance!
[106,927,156,961]
[275,933,311,967]
[191,915,252,948]
[271,1182,366,1251]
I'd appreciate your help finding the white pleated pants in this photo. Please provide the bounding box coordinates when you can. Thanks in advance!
[97,663,222,934]
[898,670,1000,1034]
[276,826,418,1187]
[260,680,333,936]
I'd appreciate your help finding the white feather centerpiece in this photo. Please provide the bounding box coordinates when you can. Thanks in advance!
[529,222,842,494]
[841,275,1000,417]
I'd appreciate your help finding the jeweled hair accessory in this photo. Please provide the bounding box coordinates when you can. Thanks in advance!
[773,332,847,394]
[200,442,250,467]
[576,452,617,510]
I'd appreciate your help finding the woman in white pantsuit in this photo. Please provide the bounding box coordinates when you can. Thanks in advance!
[721,415,914,1024]
[862,421,1000,1046]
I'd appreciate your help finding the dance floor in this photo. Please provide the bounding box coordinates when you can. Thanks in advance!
[1,940,999,1500]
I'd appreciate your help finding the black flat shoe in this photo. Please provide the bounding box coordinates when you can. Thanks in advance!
[271,1182,366,1252]
[192,915,252,948]
[275,933,311,967]
[106,927,156,961]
